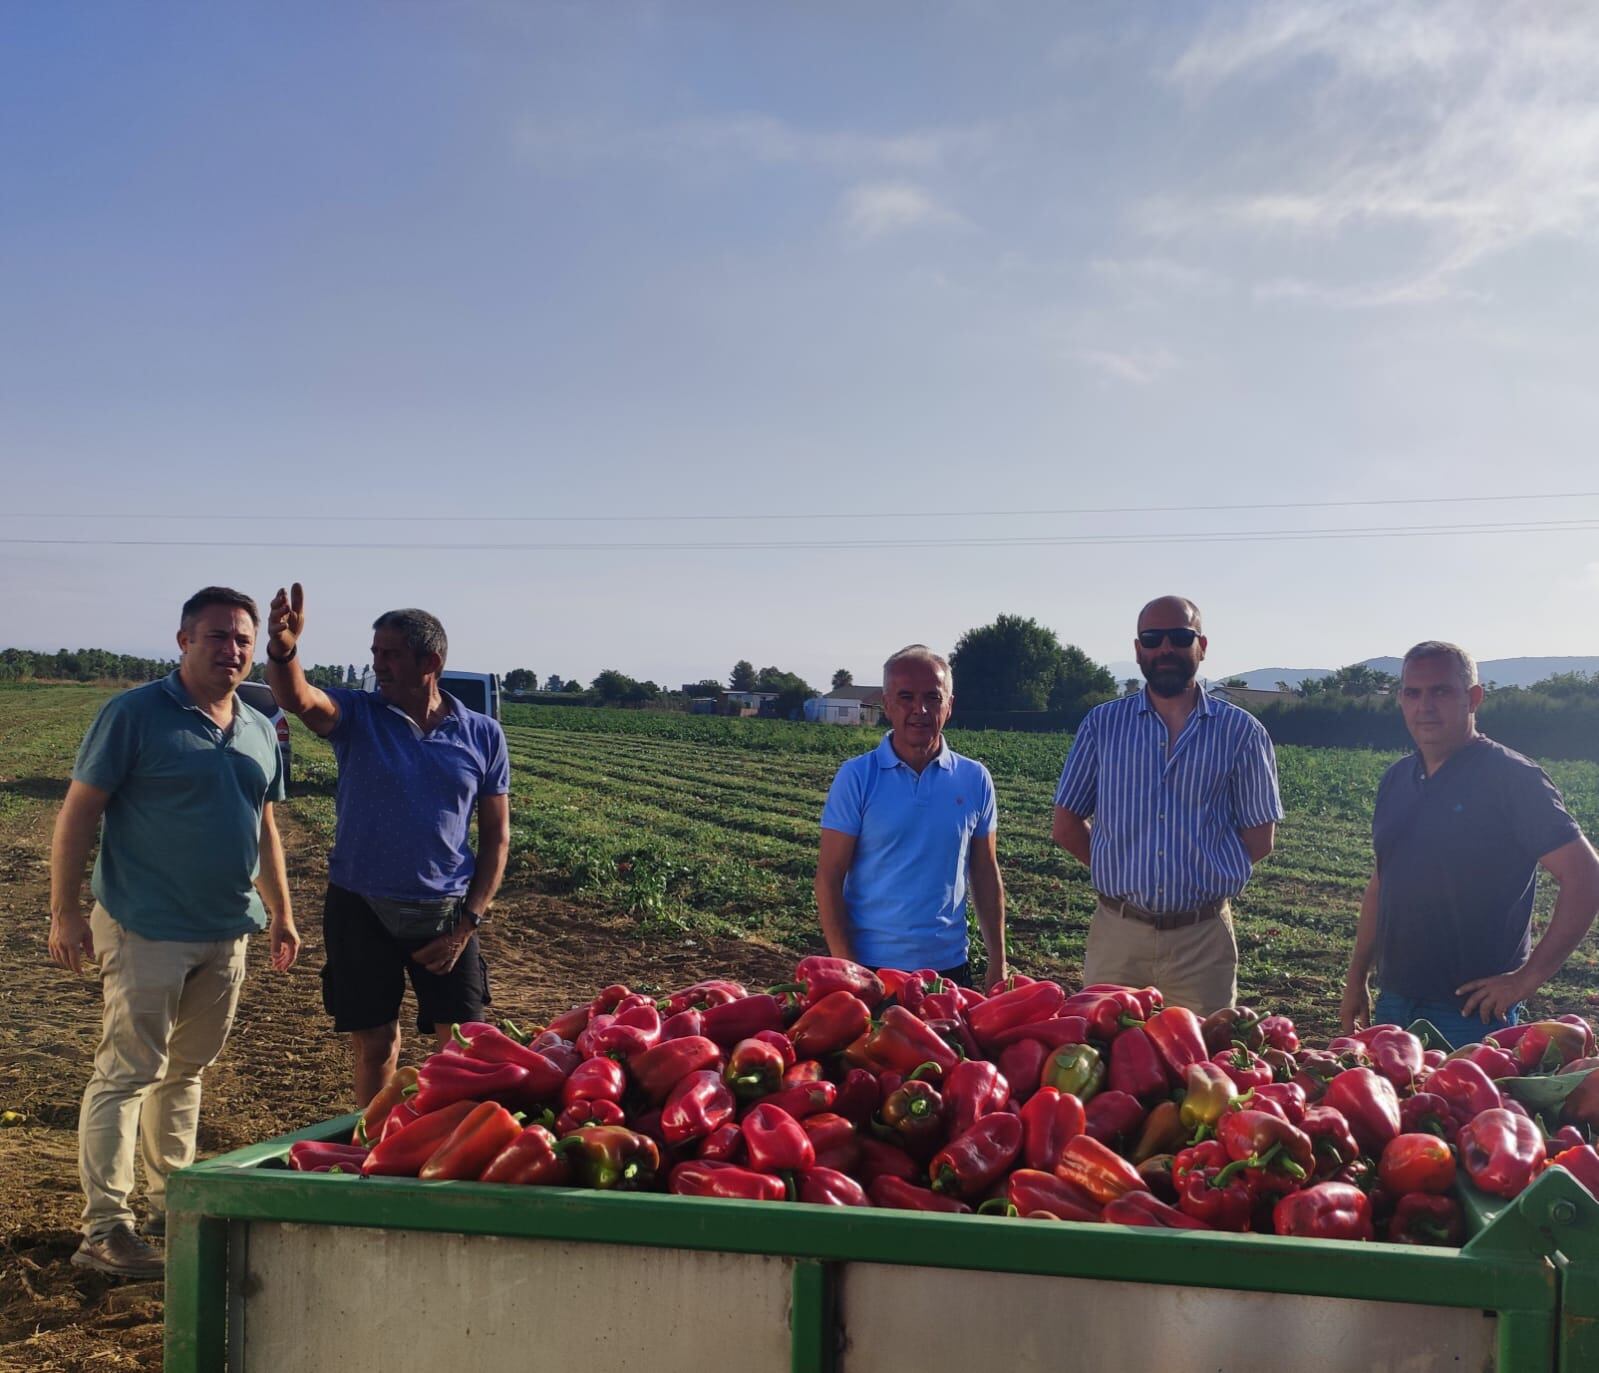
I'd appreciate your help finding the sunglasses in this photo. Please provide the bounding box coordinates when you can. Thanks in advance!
[1138,628,1200,649]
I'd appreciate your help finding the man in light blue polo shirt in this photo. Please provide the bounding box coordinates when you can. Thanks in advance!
[816,645,1007,987]
[49,586,300,1278]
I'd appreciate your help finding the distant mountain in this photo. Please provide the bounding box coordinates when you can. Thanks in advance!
[1214,657,1599,692]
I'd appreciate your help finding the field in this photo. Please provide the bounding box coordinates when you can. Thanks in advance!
[2,685,1597,1369]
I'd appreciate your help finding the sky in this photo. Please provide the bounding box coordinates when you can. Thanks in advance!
[4,0,1599,689]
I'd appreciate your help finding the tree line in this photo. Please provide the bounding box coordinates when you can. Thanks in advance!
[0,647,354,690]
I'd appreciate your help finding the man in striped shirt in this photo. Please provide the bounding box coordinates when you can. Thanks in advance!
[1052,596,1282,1014]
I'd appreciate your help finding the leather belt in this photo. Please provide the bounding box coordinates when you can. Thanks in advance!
[1096,893,1226,931]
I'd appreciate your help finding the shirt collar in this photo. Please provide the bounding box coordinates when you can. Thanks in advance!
[160,670,194,708]
[1135,684,1212,716]
[876,732,954,771]
[384,690,461,738]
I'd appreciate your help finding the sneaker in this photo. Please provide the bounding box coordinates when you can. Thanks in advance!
[71,1223,165,1279]
[142,1211,165,1240]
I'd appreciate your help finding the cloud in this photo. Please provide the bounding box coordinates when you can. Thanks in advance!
[1071,345,1181,386]
[1090,255,1230,296]
[519,112,986,175]
[1154,0,1599,304]
[839,182,965,242]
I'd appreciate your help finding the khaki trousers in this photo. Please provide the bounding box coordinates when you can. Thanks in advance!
[78,905,247,1239]
[1081,897,1238,1017]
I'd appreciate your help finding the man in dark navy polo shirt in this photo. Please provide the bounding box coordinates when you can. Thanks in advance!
[266,584,511,1105]
[1341,641,1599,1047]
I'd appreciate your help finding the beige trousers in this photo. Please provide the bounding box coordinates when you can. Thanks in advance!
[78,905,247,1239]
[1081,897,1238,1017]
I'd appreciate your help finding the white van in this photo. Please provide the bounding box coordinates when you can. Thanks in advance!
[360,667,501,721]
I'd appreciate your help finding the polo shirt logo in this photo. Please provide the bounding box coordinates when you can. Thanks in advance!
[955,796,965,805]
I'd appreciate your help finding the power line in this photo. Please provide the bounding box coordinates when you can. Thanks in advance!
[5,489,1599,524]
[2,517,1597,552]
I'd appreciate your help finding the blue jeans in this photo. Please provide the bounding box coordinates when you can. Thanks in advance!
[1373,992,1521,1051]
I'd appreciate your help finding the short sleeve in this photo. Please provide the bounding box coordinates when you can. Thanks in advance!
[1229,717,1284,828]
[975,765,998,837]
[483,723,511,796]
[323,687,363,741]
[73,696,138,794]
[821,760,866,837]
[266,730,287,803]
[1503,757,1582,863]
[1053,713,1099,816]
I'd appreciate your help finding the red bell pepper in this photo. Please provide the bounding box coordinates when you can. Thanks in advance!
[998,1039,1051,1104]
[480,1123,576,1185]
[967,980,1066,1051]
[1457,1107,1546,1198]
[1273,1183,1373,1241]
[787,990,873,1058]
[586,983,633,1018]
[1082,982,1163,1018]
[868,1175,972,1213]
[1172,1140,1255,1231]
[1290,1049,1343,1103]
[554,1097,626,1135]
[1054,1133,1148,1204]
[1450,1040,1519,1081]
[1201,1005,1265,1054]
[1247,1082,1308,1127]
[1021,1087,1087,1172]
[1365,1027,1425,1093]
[1103,1191,1213,1230]
[835,1067,881,1126]
[661,1069,736,1146]
[362,1099,480,1177]
[1107,1027,1171,1102]
[943,1059,1010,1135]
[1262,1047,1298,1083]
[1143,1006,1209,1078]
[697,1122,744,1163]
[630,1036,725,1104]
[878,1076,945,1144]
[353,1065,420,1145]
[742,1102,816,1173]
[1301,1105,1360,1179]
[699,994,789,1049]
[855,1135,921,1184]
[1211,1042,1272,1093]
[1322,1068,1401,1156]
[544,1003,592,1041]
[288,1140,371,1173]
[660,1009,705,1041]
[1215,1110,1313,1191]
[1425,1058,1503,1123]
[929,1113,1024,1197]
[1549,1124,1587,1152]
[669,1159,787,1201]
[1062,988,1145,1042]
[1039,1043,1104,1101]
[782,1060,827,1088]
[584,1004,663,1060]
[379,1099,423,1142]
[410,1055,531,1115]
[1388,1192,1464,1246]
[1516,1020,1593,1075]
[725,1037,788,1100]
[1399,1091,1455,1138]
[1131,1100,1186,1164]
[1004,1169,1102,1222]
[918,988,966,1022]
[419,1101,526,1181]
[657,979,746,1018]
[802,1113,860,1174]
[865,1005,963,1075]
[1257,1015,1300,1053]
[759,1080,837,1121]
[453,1023,572,1096]
[561,1056,627,1108]
[771,956,887,1009]
[1548,1143,1599,1201]
[1378,1133,1456,1195]
[987,1015,1091,1051]
[987,971,1036,995]
[1083,1091,1147,1152]
[796,1167,870,1207]
[564,1124,660,1190]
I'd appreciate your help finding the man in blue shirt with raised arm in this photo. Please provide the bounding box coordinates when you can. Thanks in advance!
[815,644,1007,988]
[1052,596,1282,1015]
[266,584,511,1107]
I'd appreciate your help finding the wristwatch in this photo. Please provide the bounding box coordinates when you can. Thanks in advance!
[462,907,489,930]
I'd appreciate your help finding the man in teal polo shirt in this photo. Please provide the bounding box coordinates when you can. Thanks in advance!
[48,587,300,1278]
[815,645,1007,986]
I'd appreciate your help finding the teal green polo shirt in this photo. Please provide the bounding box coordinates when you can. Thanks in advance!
[73,672,285,941]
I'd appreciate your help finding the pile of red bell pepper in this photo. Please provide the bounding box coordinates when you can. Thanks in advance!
[281,959,1599,1243]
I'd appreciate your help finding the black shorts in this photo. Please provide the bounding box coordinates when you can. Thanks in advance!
[937,962,972,989]
[320,883,491,1035]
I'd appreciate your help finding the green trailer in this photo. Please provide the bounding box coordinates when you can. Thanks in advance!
[164,1114,1599,1373]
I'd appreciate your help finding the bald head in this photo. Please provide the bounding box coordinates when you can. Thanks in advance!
[1138,596,1202,634]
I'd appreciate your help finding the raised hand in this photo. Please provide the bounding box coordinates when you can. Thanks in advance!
[267,583,306,661]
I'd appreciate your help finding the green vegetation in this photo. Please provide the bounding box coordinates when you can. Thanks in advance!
[6,688,1597,1041]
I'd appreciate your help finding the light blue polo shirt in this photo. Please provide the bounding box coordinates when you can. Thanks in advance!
[820,733,997,970]
[72,673,285,941]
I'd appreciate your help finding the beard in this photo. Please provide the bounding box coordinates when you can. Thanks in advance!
[1140,655,1194,698]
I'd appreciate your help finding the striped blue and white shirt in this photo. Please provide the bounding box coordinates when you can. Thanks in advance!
[1054,687,1283,912]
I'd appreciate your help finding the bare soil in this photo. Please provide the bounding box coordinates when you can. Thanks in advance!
[0,800,794,1371]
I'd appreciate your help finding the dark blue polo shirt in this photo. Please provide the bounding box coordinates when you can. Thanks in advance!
[1373,736,1581,1002]
[324,688,510,902]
